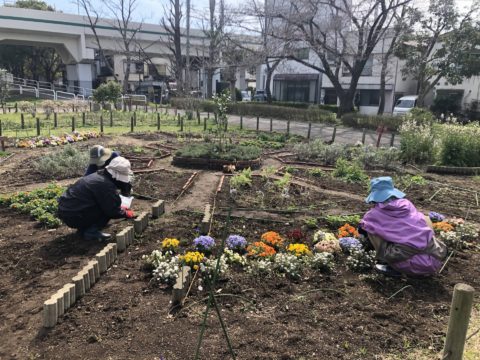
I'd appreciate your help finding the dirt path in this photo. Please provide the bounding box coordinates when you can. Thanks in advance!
[169,171,221,213]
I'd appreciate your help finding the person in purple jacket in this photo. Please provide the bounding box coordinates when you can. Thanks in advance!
[359,177,447,277]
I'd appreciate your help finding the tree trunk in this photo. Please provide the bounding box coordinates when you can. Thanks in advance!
[338,91,355,118]
[265,66,274,103]
[206,68,214,98]
[378,58,388,115]
[124,54,131,94]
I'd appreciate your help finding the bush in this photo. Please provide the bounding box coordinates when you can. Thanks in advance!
[17,100,35,115]
[439,124,480,167]
[34,145,89,178]
[399,118,438,164]
[93,81,122,108]
[170,98,337,123]
[175,143,261,161]
[341,113,404,130]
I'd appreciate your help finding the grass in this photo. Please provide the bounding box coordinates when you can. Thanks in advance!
[0,111,239,138]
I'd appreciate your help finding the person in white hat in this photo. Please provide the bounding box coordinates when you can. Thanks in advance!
[84,145,120,176]
[58,156,135,241]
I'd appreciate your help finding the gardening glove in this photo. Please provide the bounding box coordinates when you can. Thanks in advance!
[125,209,135,219]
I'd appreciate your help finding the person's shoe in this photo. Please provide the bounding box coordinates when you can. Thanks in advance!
[83,230,111,242]
[375,264,402,277]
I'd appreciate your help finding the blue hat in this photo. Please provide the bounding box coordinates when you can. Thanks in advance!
[365,176,405,203]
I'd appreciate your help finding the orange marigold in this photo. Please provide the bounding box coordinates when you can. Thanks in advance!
[247,241,277,258]
[337,224,359,239]
[432,221,454,233]
[260,231,284,248]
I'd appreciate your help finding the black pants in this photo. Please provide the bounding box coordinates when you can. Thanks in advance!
[58,210,110,233]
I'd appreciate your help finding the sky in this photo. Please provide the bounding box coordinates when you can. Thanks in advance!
[46,0,234,25]
[44,0,475,27]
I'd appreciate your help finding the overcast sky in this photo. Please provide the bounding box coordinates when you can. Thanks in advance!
[46,0,475,26]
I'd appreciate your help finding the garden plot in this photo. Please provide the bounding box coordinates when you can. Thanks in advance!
[0,204,135,358]
[24,209,480,360]
[216,173,370,216]
[132,170,195,201]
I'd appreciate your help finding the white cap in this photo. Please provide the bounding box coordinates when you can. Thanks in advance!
[106,157,133,183]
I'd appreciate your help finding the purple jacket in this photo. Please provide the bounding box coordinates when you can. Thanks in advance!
[360,199,444,276]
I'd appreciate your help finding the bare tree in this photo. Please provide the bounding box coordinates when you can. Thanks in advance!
[102,0,142,93]
[78,0,118,81]
[162,0,184,94]
[377,5,410,114]
[272,0,412,116]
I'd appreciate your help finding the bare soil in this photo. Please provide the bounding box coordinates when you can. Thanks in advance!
[0,134,479,359]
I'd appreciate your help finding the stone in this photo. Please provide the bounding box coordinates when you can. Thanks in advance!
[61,286,70,311]
[81,270,91,291]
[110,243,118,261]
[89,260,100,281]
[134,218,143,234]
[171,266,191,306]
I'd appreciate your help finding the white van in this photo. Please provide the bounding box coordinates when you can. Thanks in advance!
[393,95,418,116]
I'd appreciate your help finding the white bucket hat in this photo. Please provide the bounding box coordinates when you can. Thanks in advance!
[106,157,133,183]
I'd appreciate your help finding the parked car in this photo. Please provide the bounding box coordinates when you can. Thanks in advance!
[393,95,418,116]
[253,90,267,102]
[241,90,251,102]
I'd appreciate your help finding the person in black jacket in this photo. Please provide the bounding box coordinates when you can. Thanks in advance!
[58,156,135,241]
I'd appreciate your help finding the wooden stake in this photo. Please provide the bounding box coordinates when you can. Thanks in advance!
[72,275,85,299]
[43,298,58,328]
[443,283,475,360]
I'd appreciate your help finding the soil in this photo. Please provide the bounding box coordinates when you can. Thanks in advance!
[216,176,370,216]
[1,133,480,360]
[17,212,480,360]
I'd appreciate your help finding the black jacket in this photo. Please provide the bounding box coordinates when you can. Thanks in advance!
[58,171,126,219]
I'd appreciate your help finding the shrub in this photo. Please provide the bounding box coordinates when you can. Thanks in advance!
[175,143,261,161]
[42,100,56,119]
[399,119,438,164]
[439,124,480,167]
[332,158,369,184]
[341,113,403,130]
[34,145,89,178]
[17,100,35,115]
[325,214,361,228]
[93,81,122,108]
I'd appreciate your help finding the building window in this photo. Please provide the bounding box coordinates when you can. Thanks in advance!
[342,56,373,77]
[295,48,309,60]
[361,56,373,76]
[359,90,379,106]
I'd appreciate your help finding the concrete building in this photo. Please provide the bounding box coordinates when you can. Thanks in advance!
[0,6,255,98]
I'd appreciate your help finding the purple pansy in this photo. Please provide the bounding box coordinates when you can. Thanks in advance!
[429,211,445,223]
[193,235,215,251]
[226,235,247,251]
[339,237,363,253]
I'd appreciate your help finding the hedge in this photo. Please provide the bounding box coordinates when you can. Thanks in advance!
[341,113,404,131]
[170,98,338,124]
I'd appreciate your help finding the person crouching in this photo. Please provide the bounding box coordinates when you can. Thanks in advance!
[359,176,447,277]
[58,156,135,241]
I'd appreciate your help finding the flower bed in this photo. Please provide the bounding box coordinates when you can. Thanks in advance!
[15,131,101,148]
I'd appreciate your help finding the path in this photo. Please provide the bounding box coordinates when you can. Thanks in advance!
[190,110,400,147]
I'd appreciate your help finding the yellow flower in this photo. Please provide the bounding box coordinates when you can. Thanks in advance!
[287,243,311,257]
[181,251,205,267]
[161,238,180,250]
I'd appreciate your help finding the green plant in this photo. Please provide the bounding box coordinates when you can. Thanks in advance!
[0,68,9,106]
[260,165,277,179]
[175,143,261,161]
[34,145,89,178]
[325,214,361,228]
[439,124,480,167]
[274,172,292,190]
[132,145,145,154]
[230,168,253,189]
[332,158,369,184]
[307,168,326,177]
[399,117,438,164]
[1,184,64,228]
[93,81,122,109]
[304,217,318,229]
[284,165,298,174]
